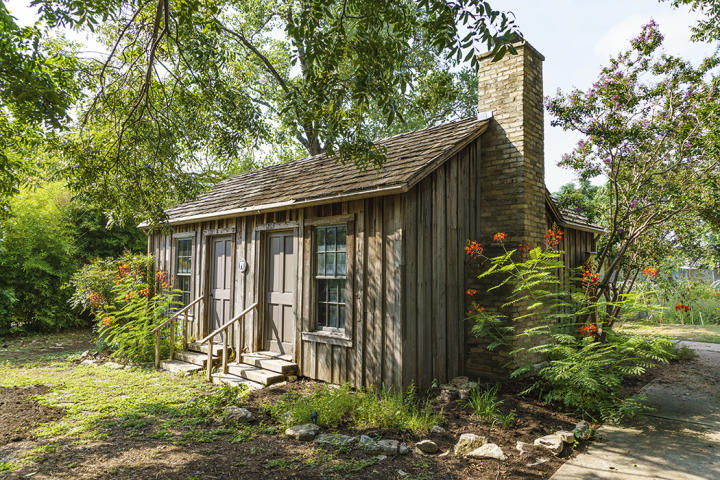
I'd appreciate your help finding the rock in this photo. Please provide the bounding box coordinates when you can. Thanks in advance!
[313,433,357,446]
[285,423,320,441]
[105,361,123,369]
[376,439,400,455]
[431,425,446,435]
[358,435,400,455]
[526,457,550,467]
[534,434,564,455]
[416,439,439,454]
[397,470,408,477]
[516,441,529,455]
[454,433,487,456]
[573,421,591,440]
[80,350,90,358]
[398,443,409,455]
[466,443,507,461]
[556,430,575,444]
[375,455,387,462]
[450,376,470,387]
[80,359,97,366]
[223,406,254,425]
[286,375,298,382]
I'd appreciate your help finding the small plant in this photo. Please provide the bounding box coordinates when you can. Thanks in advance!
[494,409,517,429]
[466,384,503,420]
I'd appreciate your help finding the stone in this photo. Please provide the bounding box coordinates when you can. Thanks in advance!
[431,425,446,435]
[286,375,298,382]
[516,441,529,455]
[534,434,564,455]
[376,439,400,455]
[80,350,90,358]
[223,406,254,425]
[466,443,507,461]
[416,439,439,454]
[398,443,409,455]
[104,361,123,369]
[526,457,550,467]
[450,376,470,387]
[375,455,387,462]
[556,430,575,444]
[285,423,320,441]
[313,433,357,447]
[573,420,591,440]
[358,435,400,455]
[454,433,487,456]
[81,359,97,366]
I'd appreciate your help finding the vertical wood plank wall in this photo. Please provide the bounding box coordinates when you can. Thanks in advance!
[147,198,405,389]
[401,139,481,390]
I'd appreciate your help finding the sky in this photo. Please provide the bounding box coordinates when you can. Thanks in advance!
[5,0,717,191]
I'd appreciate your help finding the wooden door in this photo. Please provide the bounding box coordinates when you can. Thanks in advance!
[264,231,297,355]
[210,236,232,341]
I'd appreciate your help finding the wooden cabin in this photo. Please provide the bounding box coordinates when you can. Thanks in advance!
[145,42,602,389]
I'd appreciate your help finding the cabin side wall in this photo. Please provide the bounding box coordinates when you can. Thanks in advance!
[147,198,404,389]
[401,138,481,390]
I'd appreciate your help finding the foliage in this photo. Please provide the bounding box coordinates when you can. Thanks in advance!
[468,230,676,423]
[553,179,603,224]
[546,21,720,331]
[265,384,442,435]
[633,274,720,325]
[665,0,720,42]
[41,0,522,224]
[0,182,79,334]
[465,383,515,427]
[69,205,146,265]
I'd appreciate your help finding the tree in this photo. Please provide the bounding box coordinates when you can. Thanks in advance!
[546,21,720,337]
[664,0,720,42]
[34,0,521,223]
[553,179,603,224]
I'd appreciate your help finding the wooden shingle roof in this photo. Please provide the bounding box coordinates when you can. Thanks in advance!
[163,117,489,224]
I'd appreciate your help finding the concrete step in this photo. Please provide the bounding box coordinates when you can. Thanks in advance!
[187,342,231,356]
[240,352,297,375]
[226,363,285,386]
[159,359,203,376]
[174,350,218,367]
[212,373,264,391]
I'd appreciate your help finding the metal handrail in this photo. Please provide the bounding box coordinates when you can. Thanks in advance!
[153,297,203,368]
[199,302,258,381]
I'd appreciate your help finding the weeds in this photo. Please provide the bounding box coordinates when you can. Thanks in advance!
[466,384,503,420]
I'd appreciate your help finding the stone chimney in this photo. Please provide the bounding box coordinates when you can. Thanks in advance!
[476,42,546,248]
[465,42,548,379]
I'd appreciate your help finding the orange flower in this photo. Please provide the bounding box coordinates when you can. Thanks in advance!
[139,287,150,297]
[493,232,507,242]
[465,240,484,259]
[466,289,478,296]
[155,271,168,283]
[466,302,485,315]
[544,225,564,249]
[101,316,114,327]
[517,243,532,258]
[642,267,658,278]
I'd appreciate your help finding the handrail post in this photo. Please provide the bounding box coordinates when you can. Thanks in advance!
[155,331,160,369]
[223,333,229,374]
[207,340,214,382]
[169,317,176,361]
[182,310,189,351]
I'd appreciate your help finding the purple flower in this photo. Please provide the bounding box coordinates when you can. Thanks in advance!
[629,199,638,208]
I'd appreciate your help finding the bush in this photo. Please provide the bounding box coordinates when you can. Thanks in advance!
[0,183,79,334]
[265,384,442,435]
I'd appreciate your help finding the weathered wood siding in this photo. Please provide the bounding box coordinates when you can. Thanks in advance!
[147,198,404,389]
[401,138,481,390]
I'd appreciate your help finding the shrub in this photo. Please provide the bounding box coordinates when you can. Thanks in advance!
[265,384,442,435]
[466,384,503,420]
[0,183,79,334]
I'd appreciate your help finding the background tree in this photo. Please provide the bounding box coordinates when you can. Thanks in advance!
[546,21,720,337]
[553,179,603,224]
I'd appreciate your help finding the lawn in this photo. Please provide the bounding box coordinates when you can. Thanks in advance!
[0,330,584,480]
[615,322,720,344]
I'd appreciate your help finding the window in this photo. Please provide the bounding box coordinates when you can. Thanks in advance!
[315,225,347,330]
[176,238,192,306]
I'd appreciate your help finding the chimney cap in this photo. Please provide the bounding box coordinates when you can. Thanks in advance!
[477,111,493,121]
[476,40,545,62]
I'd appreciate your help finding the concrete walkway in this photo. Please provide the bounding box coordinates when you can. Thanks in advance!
[552,341,720,480]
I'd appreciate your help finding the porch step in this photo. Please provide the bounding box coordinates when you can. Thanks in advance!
[212,373,264,391]
[174,350,219,367]
[226,363,285,386]
[159,359,203,376]
[187,341,231,356]
[240,351,298,375]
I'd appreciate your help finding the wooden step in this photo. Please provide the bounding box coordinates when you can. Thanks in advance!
[212,373,264,390]
[226,363,285,386]
[174,350,218,367]
[187,342,231,356]
[240,352,297,375]
[159,359,203,376]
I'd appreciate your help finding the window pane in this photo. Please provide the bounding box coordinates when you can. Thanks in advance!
[317,304,327,327]
[180,238,191,257]
[339,305,345,329]
[339,281,345,303]
[327,227,336,251]
[337,227,346,252]
[317,228,326,252]
[316,253,325,276]
[318,280,327,301]
[328,304,338,328]
[326,252,335,275]
[337,253,346,275]
[178,257,191,274]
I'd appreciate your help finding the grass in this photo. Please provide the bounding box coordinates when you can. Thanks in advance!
[615,322,720,344]
[263,384,443,435]
[466,384,517,428]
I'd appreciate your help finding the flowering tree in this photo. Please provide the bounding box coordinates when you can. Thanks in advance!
[546,21,720,337]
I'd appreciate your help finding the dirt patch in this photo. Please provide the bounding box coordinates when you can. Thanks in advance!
[0,385,63,446]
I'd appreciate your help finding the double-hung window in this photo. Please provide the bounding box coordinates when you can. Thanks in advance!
[175,238,192,306]
[314,225,347,331]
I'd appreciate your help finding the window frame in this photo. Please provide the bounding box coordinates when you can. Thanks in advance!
[313,224,349,333]
[174,236,193,308]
